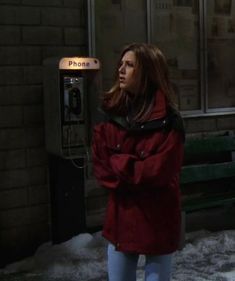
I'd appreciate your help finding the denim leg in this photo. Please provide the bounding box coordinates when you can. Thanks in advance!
[144,253,172,281]
[107,244,139,281]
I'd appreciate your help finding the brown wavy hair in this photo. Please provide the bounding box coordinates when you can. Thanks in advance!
[101,43,177,122]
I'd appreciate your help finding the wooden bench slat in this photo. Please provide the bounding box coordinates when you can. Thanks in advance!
[180,161,235,184]
[184,136,235,156]
[182,194,235,212]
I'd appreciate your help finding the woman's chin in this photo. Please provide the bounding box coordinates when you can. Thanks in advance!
[119,83,126,89]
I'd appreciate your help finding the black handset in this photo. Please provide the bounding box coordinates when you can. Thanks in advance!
[68,87,81,116]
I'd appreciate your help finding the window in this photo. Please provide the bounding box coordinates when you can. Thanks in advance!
[88,0,235,115]
[150,0,201,113]
[206,0,235,111]
[90,0,147,90]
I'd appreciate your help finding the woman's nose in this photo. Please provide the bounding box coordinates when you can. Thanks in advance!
[119,64,125,74]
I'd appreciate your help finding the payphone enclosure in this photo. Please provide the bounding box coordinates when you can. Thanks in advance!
[43,57,101,160]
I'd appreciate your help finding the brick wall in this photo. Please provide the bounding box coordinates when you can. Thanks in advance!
[0,0,87,267]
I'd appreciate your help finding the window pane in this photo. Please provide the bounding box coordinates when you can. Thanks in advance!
[207,0,235,109]
[94,0,147,90]
[151,0,201,111]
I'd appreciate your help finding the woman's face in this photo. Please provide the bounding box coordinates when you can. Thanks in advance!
[118,50,136,93]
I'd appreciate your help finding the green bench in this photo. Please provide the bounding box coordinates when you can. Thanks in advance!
[179,134,235,244]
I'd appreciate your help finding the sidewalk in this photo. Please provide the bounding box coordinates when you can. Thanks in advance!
[0,273,107,281]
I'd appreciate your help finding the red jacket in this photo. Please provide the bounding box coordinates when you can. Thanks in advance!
[92,91,184,255]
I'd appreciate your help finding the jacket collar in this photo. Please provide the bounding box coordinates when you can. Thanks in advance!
[149,90,167,121]
[99,90,169,132]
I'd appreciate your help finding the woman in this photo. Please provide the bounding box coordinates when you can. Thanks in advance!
[92,43,185,281]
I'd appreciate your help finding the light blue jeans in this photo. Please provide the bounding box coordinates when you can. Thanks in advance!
[107,244,172,281]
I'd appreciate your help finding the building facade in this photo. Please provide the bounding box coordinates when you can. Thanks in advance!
[0,0,235,267]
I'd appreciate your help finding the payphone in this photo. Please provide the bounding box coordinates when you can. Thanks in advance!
[43,57,101,243]
[43,57,101,159]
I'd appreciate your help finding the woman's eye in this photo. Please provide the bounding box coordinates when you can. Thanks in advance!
[119,61,135,69]
[127,61,134,67]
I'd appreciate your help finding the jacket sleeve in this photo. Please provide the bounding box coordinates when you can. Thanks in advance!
[109,130,184,189]
[92,124,121,190]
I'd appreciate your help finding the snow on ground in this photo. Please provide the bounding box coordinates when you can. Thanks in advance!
[0,230,235,281]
